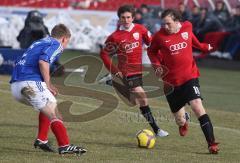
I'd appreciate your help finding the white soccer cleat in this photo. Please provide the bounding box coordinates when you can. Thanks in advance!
[156,129,169,137]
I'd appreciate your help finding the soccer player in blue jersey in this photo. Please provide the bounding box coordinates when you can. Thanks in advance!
[10,24,87,155]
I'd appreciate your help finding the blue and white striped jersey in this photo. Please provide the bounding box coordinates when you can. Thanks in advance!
[10,37,63,83]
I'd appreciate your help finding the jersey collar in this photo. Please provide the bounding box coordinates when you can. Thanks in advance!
[52,37,64,51]
[119,23,135,32]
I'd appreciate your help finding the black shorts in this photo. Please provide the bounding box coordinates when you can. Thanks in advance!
[122,74,143,89]
[112,74,143,101]
[166,78,202,113]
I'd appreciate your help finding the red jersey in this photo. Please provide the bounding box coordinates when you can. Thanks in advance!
[148,21,210,86]
[100,23,151,76]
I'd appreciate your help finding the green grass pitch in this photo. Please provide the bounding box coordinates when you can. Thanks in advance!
[0,51,240,162]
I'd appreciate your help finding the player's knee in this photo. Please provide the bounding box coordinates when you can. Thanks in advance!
[135,96,148,106]
[41,101,58,120]
[192,108,206,118]
[190,99,206,117]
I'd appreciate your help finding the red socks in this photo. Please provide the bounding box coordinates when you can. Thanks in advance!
[37,112,50,141]
[37,112,70,147]
[50,119,70,147]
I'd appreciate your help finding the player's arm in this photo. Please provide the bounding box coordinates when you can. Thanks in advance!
[39,60,58,96]
[192,32,213,52]
[147,34,164,77]
[142,26,152,46]
[39,44,61,95]
[100,36,120,76]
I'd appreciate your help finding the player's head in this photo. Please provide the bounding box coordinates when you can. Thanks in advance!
[161,9,182,34]
[117,5,135,29]
[51,24,71,49]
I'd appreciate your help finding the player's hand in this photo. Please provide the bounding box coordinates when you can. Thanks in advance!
[208,44,213,51]
[47,83,58,96]
[115,72,123,79]
[155,67,164,78]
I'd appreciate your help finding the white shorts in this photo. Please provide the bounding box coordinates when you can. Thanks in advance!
[11,81,57,111]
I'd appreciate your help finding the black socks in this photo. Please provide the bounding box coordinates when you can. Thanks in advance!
[198,114,215,145]
[140,105,159,134]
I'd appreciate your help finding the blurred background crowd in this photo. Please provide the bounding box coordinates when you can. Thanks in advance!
[0,0,239,60]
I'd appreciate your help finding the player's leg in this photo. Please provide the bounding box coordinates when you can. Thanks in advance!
[189,99,219,154]
[186,78,219,153]
[42,104,86,155]
[132,86,168,137]
[36,83,87,155]
[112,78,136,106]
[11,81,54,152]
[34,112,51,151]
[172,107,189,136]
[165,84,190,137]
[11,81,87,155]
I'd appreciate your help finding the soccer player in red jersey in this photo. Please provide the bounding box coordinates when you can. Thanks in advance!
[147,9,219,154]
[100,5,168,137]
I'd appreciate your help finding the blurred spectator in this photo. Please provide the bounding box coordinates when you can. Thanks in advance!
[194,8,223,41]
[151,6,163,19]
[133,10,144,24]
[178,2,192,21]
[17,10,49,49]
[140,4,152,19]
[213,0,230,26]
[210,5,240,60]
[226,5,240,31]
[191,5,201,27]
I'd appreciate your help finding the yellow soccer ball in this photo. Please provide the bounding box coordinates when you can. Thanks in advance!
[136,129,156,149]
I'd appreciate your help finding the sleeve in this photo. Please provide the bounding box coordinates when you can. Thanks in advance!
[142,26,152,46]
[192,32,210,52]
[186,21,209,51]
[147,33,162,70]
[100,36,119,74]
[39,42,62,64]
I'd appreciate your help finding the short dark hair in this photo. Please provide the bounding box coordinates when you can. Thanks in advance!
[51,24,71,39]
[161,9,182,21]
[117,5,135,18]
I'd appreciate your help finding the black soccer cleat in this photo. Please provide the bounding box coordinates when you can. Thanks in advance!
[58,144,87,155]
[34,139,55,152]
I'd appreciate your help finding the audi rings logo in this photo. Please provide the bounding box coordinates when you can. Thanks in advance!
[169,42,187,51]
[119,41,139,53]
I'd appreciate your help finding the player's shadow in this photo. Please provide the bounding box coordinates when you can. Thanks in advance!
[0,147,40,154]
[81,140,136,149]
[0,123,35,128]
[0,135,33,140]
[194,152,216,155]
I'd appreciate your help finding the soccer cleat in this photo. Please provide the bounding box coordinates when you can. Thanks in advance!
[58,145,87,155]
[179,122,188,136]
[98,73,112,86]
[34,139,55,152]
[155,129,169,137]
[208,142,219,154]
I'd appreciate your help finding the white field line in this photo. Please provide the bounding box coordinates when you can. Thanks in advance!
[1,86,240,135]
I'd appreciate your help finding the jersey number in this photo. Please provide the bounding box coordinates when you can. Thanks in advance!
[193,86,200,96]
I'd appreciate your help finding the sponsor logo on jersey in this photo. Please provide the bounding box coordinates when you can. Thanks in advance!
[119,41,140,53]
[181,32,188,40]
[169,42,187,52]
[125,41,139,52]
[133,32,139,40]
